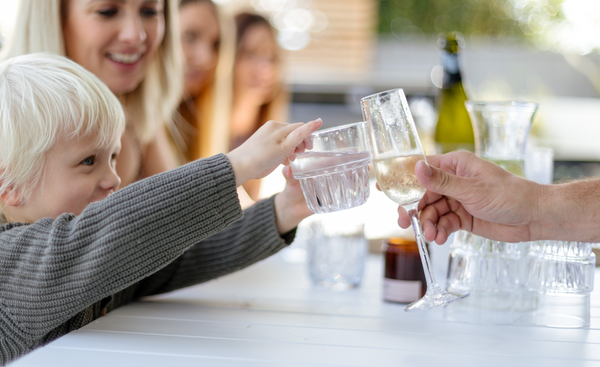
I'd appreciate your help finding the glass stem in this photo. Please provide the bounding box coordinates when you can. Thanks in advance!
[406,202,441,294]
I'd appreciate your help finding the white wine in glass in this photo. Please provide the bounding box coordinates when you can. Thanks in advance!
[361,88,469,312]
[372,153,427,205]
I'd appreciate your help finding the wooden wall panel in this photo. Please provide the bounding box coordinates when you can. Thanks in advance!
[220,0,378,83]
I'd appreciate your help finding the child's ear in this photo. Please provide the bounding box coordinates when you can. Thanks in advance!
[0,189,22,207]
[0,168,22,206]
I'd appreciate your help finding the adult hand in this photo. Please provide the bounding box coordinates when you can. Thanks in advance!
[397,151,543,244]
[274,165,313,234]
[226,119,322,186]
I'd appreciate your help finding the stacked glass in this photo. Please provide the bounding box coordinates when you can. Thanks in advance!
[524,241,595,327]
[445,231,524,324]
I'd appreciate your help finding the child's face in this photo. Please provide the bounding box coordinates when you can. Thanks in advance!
[8,135,122,223]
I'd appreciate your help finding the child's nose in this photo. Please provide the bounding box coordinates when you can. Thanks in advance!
[100,167,121,192]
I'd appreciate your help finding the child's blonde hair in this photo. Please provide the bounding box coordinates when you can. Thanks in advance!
[1,0,183,144]
[0,53,126,201]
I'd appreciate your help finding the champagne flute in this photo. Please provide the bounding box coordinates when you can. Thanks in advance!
[361,88,469,312]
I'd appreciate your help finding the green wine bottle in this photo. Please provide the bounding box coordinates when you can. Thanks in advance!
[434,33,474,154]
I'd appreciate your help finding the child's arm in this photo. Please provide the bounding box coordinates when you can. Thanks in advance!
[130,122,324,297]
[132,196,292,296]
[0,156,240,359]
[0,120,321,364]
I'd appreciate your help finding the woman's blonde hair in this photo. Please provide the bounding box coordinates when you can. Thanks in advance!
[0,0,183,144]
[0,53,126,201]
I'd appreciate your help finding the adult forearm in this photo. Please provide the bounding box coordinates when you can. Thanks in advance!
[534,179,600,242]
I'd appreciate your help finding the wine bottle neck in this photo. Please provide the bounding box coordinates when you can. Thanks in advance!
[441,50,462,89]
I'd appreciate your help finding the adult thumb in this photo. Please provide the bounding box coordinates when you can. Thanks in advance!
[415,160,468,199]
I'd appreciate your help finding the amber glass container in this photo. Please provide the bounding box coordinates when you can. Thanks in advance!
[383,238,427,303]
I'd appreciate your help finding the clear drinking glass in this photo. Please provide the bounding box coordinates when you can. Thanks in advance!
[525,146,554,184]
[466,101,538,176]
[361,88,469,311]
[290,122,371,214]
[307,216,367,291]
[524,241,595,328]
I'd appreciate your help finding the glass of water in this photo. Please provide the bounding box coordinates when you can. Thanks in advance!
[361,88,469,311]
[290,121,371,214]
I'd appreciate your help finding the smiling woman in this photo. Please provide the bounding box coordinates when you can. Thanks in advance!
[62,0,166,96]
[0,0,183,189]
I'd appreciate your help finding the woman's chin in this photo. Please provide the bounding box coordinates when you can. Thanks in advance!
[184,78,209,98]
[107,79,144,97]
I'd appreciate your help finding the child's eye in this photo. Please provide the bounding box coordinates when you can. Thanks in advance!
[110,153,118,166]
[81,156,96,166]
[97,8,118,17]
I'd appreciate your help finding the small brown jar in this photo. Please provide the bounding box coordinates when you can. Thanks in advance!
[383,237,427,303]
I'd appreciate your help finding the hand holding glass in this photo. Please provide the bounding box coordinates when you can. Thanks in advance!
[361,89,469,311]
[289,122,371,214]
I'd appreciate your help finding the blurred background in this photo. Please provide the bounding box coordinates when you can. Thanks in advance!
[1,0,600,181]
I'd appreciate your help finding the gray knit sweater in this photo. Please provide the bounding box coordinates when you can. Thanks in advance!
[0,154,294,365]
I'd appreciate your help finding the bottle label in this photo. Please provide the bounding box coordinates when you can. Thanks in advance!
[383,278,422,303]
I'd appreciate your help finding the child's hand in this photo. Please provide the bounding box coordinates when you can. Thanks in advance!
[226,119,322,186]
[274,166,313,234]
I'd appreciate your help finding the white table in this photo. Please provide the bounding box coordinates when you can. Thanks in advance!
[10,253,600,367]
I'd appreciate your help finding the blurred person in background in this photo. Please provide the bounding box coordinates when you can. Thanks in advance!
[177,7,287,201]
[177,0,235,163]
[1,0,182,189]
[177,0,258,206]
[231,12,289,200]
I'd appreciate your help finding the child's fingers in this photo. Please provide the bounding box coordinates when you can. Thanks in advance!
[304,136,314,151]
[283,119,322,149]
[282,165,294,180]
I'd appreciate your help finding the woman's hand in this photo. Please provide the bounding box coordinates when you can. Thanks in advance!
[273,166,313,234]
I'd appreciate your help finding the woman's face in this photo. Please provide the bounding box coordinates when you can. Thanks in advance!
[180,1,220,98]
[234,24,278,105]
[63,0,166,96]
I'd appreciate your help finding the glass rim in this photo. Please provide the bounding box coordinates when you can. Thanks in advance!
[360,88,405,102]
[465,100,539,111]
[310,121,367,136]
